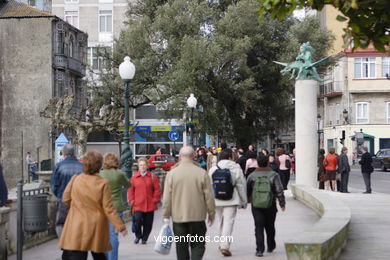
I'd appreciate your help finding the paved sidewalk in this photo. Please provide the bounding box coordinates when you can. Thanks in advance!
[9,191,319,260]
[328,187,390,260]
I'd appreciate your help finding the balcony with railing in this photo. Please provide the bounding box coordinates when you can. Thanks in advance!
[319,81,343,98]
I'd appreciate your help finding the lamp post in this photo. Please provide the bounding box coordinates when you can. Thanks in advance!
[187,93,197,147]
[317,114,323,149]
[119,56,136,178]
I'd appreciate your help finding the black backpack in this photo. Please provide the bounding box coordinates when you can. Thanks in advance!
[211,165,235,200]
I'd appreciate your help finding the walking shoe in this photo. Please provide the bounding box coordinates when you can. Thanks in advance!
[363,191,371,194]
[220,249,232,256]
[134,238,140,244]
[141,240,147,244]
[255,251,263,257]
[267,246,275,253]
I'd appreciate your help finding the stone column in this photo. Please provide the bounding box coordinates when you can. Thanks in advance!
[295,80,318,187]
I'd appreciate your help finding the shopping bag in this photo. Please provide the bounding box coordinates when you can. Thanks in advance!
[154,219,174,255]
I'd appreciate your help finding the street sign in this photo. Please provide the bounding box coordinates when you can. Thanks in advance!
[168,131,179,141]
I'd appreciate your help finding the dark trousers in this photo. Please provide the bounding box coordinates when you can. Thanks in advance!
[62,250,106,260]
[172,221,207,260]
[362,172,372,193]
[319,181,325,189]
[278,170,290,190]
[134,211,154,242]
[251,204,277,253]
[340,171,350,192]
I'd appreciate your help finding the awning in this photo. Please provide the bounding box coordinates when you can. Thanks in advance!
[350,132,375,140]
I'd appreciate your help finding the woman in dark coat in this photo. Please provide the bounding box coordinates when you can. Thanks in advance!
[0,164,9,207]
[318,149,326,190]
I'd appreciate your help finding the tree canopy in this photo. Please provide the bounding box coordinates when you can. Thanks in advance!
[96,0,333,147]
[258,0,390,52]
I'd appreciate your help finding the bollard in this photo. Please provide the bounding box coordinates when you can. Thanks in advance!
[16,180,23,260]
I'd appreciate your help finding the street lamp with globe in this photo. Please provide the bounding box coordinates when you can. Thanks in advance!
[187,93,197,147]
[119,56,135,178]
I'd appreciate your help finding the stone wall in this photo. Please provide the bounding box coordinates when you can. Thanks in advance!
[0,18,54,187]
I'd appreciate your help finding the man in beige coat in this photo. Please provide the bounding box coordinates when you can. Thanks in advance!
[163,146,216,260]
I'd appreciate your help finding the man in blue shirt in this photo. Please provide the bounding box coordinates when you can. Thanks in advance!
[50,144,83,237]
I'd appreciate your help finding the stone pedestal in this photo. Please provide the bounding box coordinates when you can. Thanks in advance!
[295,80,318,188]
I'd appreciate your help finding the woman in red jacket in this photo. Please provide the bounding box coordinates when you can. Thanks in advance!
[323,147,338,191]
[128,158,161,244]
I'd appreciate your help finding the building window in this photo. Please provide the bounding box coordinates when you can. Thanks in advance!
[356,102,369,124]
[354,57,375,79]
[28,0,36,6]
[99,10,112,33]
[382,57,390,78]
[87,47,111,70]
[387,102,390,124]
[65,0,79,3]
[65,11,79,28]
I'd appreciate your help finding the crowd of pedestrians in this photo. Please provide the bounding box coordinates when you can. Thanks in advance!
[48,143,289,259]
[317,146,373,193]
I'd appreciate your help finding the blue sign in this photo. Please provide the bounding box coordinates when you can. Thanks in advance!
[168,131,179,141]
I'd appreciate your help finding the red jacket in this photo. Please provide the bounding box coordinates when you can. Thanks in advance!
[128,171,161,212]
[323,154,338,171]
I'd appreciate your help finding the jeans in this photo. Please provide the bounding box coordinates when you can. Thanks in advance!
[105,212,123,260]
[340,171,350,192]
[134,211,154,242]
[173,221,207,260]
[362,172,372,193]
[278,170,290,190]
[62,250,106,260]
[215,206,237,250]
[251,204,277,253]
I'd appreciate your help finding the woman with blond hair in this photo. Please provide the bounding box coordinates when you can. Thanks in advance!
[128,158,161,244]
[59,150,127,260]
[100,153,130,260]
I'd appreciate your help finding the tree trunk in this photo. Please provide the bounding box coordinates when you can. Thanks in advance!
[75,126,88,158]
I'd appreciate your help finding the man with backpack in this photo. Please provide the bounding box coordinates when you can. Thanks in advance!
[209,149,247,257]
[247,153,285,257]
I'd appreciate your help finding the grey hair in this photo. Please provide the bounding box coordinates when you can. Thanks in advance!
[62,144,75,156]
[341,147,348,152]
[362,146,368,152]
[179,146,194,158]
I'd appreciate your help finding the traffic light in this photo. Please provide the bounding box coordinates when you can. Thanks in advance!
[340,130,345,145]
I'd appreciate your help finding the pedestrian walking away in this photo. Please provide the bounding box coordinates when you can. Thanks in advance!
[317,149,326,190]
[59,150,128,260]
[128,158,161,244]
[163,146,216,260]
[100,153,130,260]
[50,144,83,238]
[245,151,258,178]
[247,153,285,257]
[338,147,351,193]
[236,148,247,173]
[323,147,338,191]
[276,148,291,190]
[209,149,247,257]
[359,146,374,194]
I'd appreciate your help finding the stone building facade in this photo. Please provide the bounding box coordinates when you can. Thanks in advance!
[318,6,390,160]
[0,0,88,186]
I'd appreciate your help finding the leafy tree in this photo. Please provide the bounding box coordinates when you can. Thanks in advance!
[258,0,390,52]
[105,0,333,147]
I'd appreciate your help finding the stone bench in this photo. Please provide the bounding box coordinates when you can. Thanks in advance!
[285,184,351,260]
